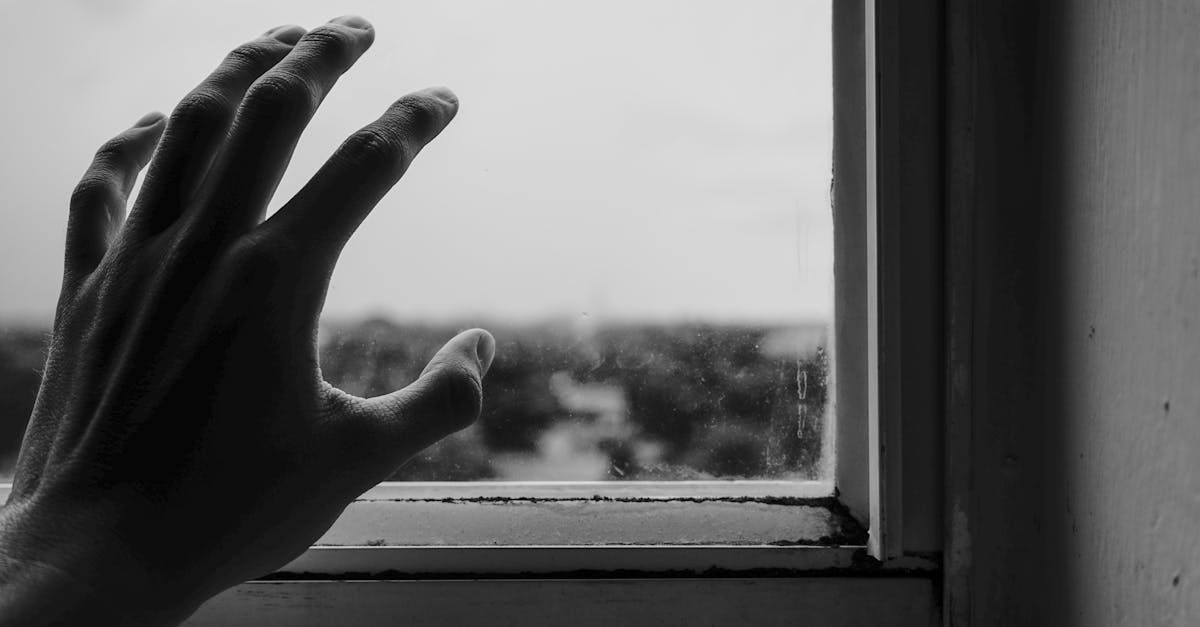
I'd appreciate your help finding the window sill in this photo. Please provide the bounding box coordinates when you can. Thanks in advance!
[190,482,929,625]
[265,480,887,578]
[189,578,936,626]
[0,479,944,576]
[315,481,857,544]
[1,480,933,577]
[4,480,939,626]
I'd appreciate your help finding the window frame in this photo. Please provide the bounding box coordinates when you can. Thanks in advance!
[837,0,945,561]
[257,0,940,571]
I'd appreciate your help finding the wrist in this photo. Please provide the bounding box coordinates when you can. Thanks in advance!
[0,547,123,626]
[0,496,191,626]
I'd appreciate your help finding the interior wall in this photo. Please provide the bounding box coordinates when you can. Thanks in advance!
[954,0,1200,624]
[1041,0,1200,623]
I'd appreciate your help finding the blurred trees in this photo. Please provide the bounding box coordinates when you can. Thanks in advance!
[0,329,44,475]
[318,319,829,481]
[0,319,828,481]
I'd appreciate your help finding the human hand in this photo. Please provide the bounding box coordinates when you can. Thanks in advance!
[0,16,493,625]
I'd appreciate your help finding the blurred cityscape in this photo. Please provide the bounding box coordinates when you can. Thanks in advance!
[0,318,830,481]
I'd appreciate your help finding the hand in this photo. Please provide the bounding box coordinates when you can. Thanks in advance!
[0,16,493,625]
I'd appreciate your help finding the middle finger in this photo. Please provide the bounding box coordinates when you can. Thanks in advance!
[191,15,376,238]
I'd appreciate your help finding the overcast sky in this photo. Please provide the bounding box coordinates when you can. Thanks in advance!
[0,0,831,326]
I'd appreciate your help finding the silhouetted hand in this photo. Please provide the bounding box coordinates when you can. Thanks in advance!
[0,16,493,625]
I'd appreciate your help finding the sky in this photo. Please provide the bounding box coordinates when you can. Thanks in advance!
[0,0,832,326]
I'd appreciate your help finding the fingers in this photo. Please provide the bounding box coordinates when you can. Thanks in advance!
[263,86,460,262]
[352,329,495,471]
[195,16,376,236]
[128,25,305,235]
[64,112,166,279]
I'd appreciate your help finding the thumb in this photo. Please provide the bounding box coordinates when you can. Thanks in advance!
[358,328,496,464]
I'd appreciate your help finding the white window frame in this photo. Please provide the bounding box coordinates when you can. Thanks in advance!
[2,0,947,622]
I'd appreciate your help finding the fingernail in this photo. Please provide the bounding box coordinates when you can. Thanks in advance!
[474,330,496,377]
[330,15,372,30]
[134,111,164,128]
[422,86,459,108]
[265,24,307,45]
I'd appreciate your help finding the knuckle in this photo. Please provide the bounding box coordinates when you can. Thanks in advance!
[223,41,282,72]
[228,237,294,288]
[342,127,411,170]
[70,174,119,210]
[250,240,292,272]
[298,25,357,66]
[171,89,232,128]
[93,135,134,164]
[243,71,317,114]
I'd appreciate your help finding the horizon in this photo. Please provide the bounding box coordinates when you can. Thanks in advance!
[0,312,832,332]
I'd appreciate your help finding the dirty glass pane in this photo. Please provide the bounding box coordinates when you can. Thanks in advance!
[0,0,832,481]
[322,322,830,480]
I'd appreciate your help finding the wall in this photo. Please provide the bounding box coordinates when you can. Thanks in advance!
[954,0,1200,624]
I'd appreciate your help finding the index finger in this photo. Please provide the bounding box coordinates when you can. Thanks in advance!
[260,86,460,263]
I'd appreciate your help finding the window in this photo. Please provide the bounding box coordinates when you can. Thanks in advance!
[0,0,945,623]
[308,0,836,485]
[1,1,832,486]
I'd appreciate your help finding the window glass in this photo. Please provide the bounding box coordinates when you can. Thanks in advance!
[0,0,831,481]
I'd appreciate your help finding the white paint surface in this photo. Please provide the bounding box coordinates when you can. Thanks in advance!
[1044,1,1200,622]
[956,1,1200,623]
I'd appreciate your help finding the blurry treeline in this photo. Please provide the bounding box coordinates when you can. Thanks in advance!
[322,318,829,480]
[0,319,829,480]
